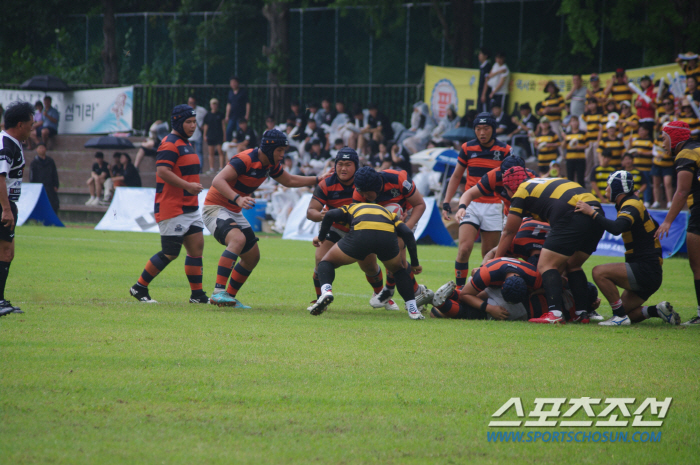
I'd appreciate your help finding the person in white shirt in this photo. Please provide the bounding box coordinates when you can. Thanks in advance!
[187,96,208,167]
[484,52,510,112]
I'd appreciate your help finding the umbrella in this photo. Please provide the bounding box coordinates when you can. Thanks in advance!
[84,136,135,150]
[441,126,475,142]
[19,75,70,92]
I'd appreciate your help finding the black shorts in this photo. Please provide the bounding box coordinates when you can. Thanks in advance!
[688,207,700,236]
[0,202,17,243]
[207,137,224,146]
[544,210,604,256]
[626,261,663,301]
[337,229,400,262]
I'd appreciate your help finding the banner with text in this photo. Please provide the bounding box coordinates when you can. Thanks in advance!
[0,86,133,134]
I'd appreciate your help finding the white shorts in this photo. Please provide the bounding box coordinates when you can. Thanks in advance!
[202,205,251,237]
[459,202,503,232]
[157,211,204,237]
[485,287,529,321]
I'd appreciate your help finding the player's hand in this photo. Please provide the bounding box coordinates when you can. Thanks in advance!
[455,208,466,223]
[487,305,509,320]
[186,182,203,195]
[655,220,672,239]
[312,236,323,247]
[411,265,423,275]
[237,196,255,210]
[318,169,333,183]
[442,202,452,221]
[1,208,14,230]
[591,298,601,311]
[575,201,594,216]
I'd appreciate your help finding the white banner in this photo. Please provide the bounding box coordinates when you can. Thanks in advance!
[15,183,43,226]
[95,187,210,235]
[0,86,133,134]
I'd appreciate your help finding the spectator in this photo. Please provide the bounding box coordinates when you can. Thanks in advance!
[119,153,141,187]
[566,74,588,118]
[29,143,59,213]
[317,97,336,127]
[460,109,478,129]
[677,98,700,134]
[402,102,435,154]
[302,139,330,176]
[582,98,604,181]
[651,129,675,209]
[544,159,561,178]
[102,152,123,204]
[685,76,700,102]
[303,118,326,150]
[618,101,638,147]
[676,51,700,81]
[538,81,566,140]
[634,75,657,123]
[40,96,59,145]
[202,98,226,174]
[477,48,493,112]
[364,103,393,146]
[369,142,392,171]
[597,121,624,169]
[587,73,605,110]
[390,143,413,174]
[307,102,320,125]
[86,152,110,205]
[225,76,250,142]
[656,96,675,128]
[620,152,647,196]
[329,101,356,149]
[563,116,588,186]
[485,52,510,111]
[508,102,538,159]
[491,103,515,140]
[590,149,615,202]
[288,100,307,131]
[187,96,207,167]
[630,123,654,207]
[603,98,619,116]
[30,100,43,147]
[265,115,278,132]
[232,118,258,153]
[535,116,560,174]
[135,120,169,169]
[329,138,344,158]
[0,103,3,130]
[604,68,633,105]
[431,104,460,145]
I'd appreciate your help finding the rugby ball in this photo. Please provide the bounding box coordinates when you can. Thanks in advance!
[383,203,404,217]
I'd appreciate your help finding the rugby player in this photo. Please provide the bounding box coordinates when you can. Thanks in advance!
[656,121,700,325]
[130,105,208,304]
[203,129,328,307]
[441,112,510,288]
[575,170,679,325]
[496,167,604,323]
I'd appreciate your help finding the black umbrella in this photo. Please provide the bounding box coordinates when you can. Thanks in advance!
[19,75,70,92]
[441,126,476,142]
[84,136,135,150]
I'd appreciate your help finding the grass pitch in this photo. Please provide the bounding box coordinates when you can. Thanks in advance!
[1,225,698,464]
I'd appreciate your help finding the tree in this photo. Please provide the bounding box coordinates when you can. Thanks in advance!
[262,1,290,117]
[432,0,474,68]
[102,0,119,84]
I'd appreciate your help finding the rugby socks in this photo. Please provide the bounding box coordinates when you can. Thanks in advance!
[542,269,565,317]
[317,261,335,289]
[184,255,204,294]
[137,252,171,288]
[408,265,419,293]
[386,270,396,290]
[365,267,384,294]
[455,261,469,287]
[611,299,626,318]
[641,305,659,319]
[0,261,10,300]
[227,263,251,297]
[436,298,460,318]
[567,269,590,313]
[215,250,238,291]
[313,269,322,299]
[392,268,415,304]
[695,280,700,315]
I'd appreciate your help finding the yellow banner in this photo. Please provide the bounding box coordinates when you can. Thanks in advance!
[425,63,681,116]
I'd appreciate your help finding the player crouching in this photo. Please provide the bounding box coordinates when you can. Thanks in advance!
[309,167,424,320]
[575,171,679,325]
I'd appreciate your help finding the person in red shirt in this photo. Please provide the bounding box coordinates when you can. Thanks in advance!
[130,104,207,304]
[634,75,657,123]
[203,129,327,308]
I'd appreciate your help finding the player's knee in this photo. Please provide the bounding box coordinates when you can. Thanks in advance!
[161,236,183,258]
[591,265,604,282]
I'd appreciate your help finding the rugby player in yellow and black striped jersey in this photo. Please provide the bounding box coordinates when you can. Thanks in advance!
[575,170,678,326]
[495,168,604,324]
[309,167,424,320]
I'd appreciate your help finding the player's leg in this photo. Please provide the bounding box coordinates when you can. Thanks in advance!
[535,248,571,322]
[455,222,479,288]
[382,253,423,320]
[591,262,627,323]
[131,234,182,303]
[0,203,18,316]
[565,250,595,319]
[313,238,335,299]
[207,145,216,172]
[309,244,358,315]
[480,231,501,259]
[685,231,700,325]
[226,241,260,307]
[182,226,208,304]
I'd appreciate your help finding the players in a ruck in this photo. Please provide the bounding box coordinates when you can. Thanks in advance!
[202,129,327,308]
[575,170,679,326]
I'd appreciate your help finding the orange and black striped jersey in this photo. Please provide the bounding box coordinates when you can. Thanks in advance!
[582,112,604,142]
[476,167,536,212]
[675,140,700,212]
[614,195,662,265]
[610,83,633,103]
[508,219,550,260]
[536,131,560,168]
[509,178,601,224]
[471,257,542,292]
[457,140,511,204]
[564,131,587,160]
[619,114,639,144]
[205,148,284,213]
[597,136,625,168]
[352,169,416,210]
[154,133,201,222]
[653,138,674,168]
[541,95,565,121]
[630,137,654,171]
[312,173,355,232]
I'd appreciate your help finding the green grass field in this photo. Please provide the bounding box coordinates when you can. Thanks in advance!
[1,225,698,464]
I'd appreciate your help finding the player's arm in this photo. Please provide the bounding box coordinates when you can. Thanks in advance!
[657,170,693,239]
[575,201,632,235]
[396,222,420,273]
[458,280,509,320]
[276,170,326,188]
[495,213,523,258]
[318,208,347,241]
[404,189,426,230]
[441,162,467,220]
[211,165,254,209]
[482,246,498,264]
[306,197,326,222]
[156,165,202,195]
[455,185,484,222]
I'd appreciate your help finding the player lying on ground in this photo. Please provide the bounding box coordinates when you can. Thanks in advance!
[575,170,680,326]
[203,129,328,308]
[309,172,424,319]
[306,148,396,309]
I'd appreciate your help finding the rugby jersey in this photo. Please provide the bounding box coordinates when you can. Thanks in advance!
[610,83,633,103]
[675,140,700,212]
[626,168,645,193]
[536,131,560,169]
[564,131,587,160]
[582,112,604,143]
[471,258,542,292]
[677,115,700,133]
[352,169,416,210]
[590,165,615,199]
[509,178,602,224]
[540,95,565,121]
[456,140,511,204]
[614,195,662,265]
[508,219,550,260]
[619,114,639,144]
[590,87,606,107]
[205,148,284,213]
[154,133,201,222]
[0,131,25,202]
[684,63,700,81]
[312,173,355,232]
[335,203,402,234]
[476,167,536,214]
[653,138,674,168]
[630,137,654,171]
[597,136,625,168]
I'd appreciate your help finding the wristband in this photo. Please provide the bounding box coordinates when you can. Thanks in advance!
[442,202,452,213]
[232,194,240,205]
[315,176,319,184]
[480,300,489,313]
[458,204,467,210]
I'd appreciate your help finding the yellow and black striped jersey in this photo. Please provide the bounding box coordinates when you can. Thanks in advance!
[627,168,646,193]
[582,113,604,142]
[620,114,639,144]
[677,115,700,133]
[653,138,674,168]
[589,165,615,199]
[684,63,700,81]
[564,131,587,160]
[336,203,403,233]
[541,95,566,121]
[536,131,560,168]
[674,140,700,211]
[590,88,606,107]
[610,83,633,103]
[509,178,601,225]
[630,137,654,171]
[615,196,662,265]
[597,136,625,168]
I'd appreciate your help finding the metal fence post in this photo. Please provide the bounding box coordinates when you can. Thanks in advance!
[599,0,605,74]
[334,8,339,102]
[85,15,89,65]
[518,0,524,67]
[144,13,148,68]
[404,4,411,124]
[369,16,373,102]
[300,9,303,102]
[204,12,208,84]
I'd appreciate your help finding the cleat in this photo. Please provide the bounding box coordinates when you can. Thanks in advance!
[308,290,333,316]
[0,300,22,314]
[415,289,434,309]
[682,316,700,326]
[384,299,400,311]
[571,311,590,324]
[430,307,445,318]
[370,287,394,308]
[211,291,251,308]
[655,301,680,325]
[189,292,210,304]
[407,303,425,320]
[130,284,157,303]
[433,281,456,307]
[599,315,631,326]
[529,311,565,324]
[587,309,604,321]
[415,284,429,312]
